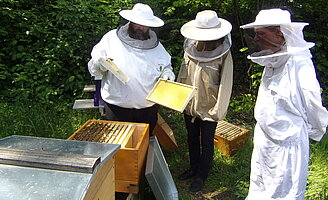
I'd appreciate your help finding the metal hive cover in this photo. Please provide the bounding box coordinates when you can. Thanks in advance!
[145,136,178,200]
[0,135,120,200]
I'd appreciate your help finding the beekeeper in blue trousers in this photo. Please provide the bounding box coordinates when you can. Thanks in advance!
[240,8,328,199]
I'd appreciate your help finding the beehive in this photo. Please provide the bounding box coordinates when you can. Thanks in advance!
[0,135,119,200]
[214,120,249,156]
[68,119,149,194]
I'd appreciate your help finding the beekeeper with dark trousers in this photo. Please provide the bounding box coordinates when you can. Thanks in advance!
[177,10,233,192]
[88,3,175,134]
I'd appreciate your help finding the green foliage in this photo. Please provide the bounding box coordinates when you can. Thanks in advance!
[1,0,327,105]
[0,0,327,199]
[292,0,328,107]
[306,136,328,199]
[0,0,133,103]
[228,93,256,121]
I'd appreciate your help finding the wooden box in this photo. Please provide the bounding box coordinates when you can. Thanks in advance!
[68,119,149,194]
[84,157,115,200]
[214,121,249,156]
[153,113,178,150]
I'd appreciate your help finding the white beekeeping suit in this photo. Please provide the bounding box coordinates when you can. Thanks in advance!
[240,8,328,199]
[88,3,174,109]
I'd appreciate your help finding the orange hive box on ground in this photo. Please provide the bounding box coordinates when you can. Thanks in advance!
[68,119,149,194]
[214,120,250,156]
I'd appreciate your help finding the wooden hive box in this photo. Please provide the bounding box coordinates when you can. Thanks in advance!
[153,113,178,150]
[214,121,249,156]
[68,119,149,194]
[83,157,116,200]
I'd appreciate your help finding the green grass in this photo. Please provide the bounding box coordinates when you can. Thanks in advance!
[0,101,327,199]
[306,137,328,199]
[0,101,98,139]
[161,108,252,199]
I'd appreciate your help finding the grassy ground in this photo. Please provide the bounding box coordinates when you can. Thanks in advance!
[161,108,253,200]
[0,101,327,199]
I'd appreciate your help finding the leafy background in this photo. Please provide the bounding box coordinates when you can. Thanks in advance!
[0,0,327,199]
[1,0,327,106]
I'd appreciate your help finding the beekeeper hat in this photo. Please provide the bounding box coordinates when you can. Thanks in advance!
[119,3,164,27]
[180,10,232,41]
[240,8,314,60]
[240,8,307,29]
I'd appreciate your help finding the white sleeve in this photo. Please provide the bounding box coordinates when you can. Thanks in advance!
[87,31,113,79]
[298,59,328,141]
[302,89,328,141]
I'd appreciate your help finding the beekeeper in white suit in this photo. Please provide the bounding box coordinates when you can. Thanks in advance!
[240,8,328,199]
[88,3,175,134]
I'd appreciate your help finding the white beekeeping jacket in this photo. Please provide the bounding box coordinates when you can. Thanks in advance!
[247,23,328,199]
[88,29,171,109]
[255,55,328,143]
[253,24,328,142]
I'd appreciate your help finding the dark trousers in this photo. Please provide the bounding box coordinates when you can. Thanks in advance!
[103,103,159,134]
[184,114,217,180]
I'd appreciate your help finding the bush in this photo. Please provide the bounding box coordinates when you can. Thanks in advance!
[0,0,133,103]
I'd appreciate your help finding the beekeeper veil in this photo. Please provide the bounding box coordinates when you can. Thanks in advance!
[117,3,164,49]
[240,8,314,61]
[180,10,232,62]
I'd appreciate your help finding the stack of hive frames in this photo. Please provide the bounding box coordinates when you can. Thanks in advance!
[214,120,249,156]
[70,120,136,148]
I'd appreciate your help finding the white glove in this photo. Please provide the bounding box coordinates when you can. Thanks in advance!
[161,67,175,81]
[94,57,108,72]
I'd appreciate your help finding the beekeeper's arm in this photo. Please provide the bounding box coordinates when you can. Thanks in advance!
[87,33,112,79]
[298,60,328,141]
[213,51,233,120]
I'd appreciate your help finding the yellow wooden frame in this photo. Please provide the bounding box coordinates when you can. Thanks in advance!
[146,79,195,112]
[98,57,129,84]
